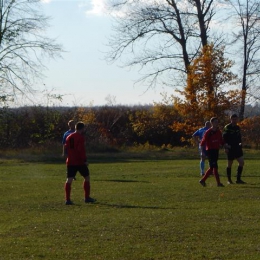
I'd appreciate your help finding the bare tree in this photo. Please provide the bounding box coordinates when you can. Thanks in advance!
[0,0,63,101]
[227,0,260,120]
[106,0,218,88]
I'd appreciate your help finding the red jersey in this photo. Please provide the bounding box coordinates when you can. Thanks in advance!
[200,128,224,150]
[65,132,87,165]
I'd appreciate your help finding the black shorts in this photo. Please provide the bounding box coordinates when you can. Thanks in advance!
[67,165,89,178]
[207,149,219,168]
[227,146,243,161]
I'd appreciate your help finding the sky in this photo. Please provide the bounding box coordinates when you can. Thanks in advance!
[37,0,169,107]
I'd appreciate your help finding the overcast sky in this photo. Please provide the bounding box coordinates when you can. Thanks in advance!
[36,0,168,107]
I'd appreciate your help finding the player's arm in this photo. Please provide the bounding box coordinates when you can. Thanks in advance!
[222,125,230,143]
[192,136,200,146]
[192,131,200,146]
[222,133,230,150]
[237,126,242,145]
[62,135,66,157]
[222,126,231,152]
[62,145,66,157]
[200,131,207,148]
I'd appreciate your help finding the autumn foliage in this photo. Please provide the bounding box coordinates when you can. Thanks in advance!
[1,44,259,150]
[0,102,259,150]
[240,116,260,148]
[171,44,240,142]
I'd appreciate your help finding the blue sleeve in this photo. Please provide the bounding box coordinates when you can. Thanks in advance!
[192,130,199,137]
[62,132,67,145]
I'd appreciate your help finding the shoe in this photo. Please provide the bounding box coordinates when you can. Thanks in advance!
[217,183,225,187]
[227,180,233,184]
[85,197,96,203]
[199,180,206,187]
[236,179,246,184]
[65,200,73,205]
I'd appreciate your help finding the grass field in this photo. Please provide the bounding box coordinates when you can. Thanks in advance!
[0,149,260,259]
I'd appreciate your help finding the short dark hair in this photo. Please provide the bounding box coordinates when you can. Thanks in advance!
[68,120,74,127]
[230,114,238,119]
[210,117,218,123]
[76,122,85,130]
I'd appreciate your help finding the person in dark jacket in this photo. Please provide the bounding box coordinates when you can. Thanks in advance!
[223,114,245,184]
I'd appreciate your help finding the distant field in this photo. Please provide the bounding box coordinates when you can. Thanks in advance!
[0,150,260,259]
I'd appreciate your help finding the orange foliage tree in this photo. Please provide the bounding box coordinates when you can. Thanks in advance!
[171,44,240,143]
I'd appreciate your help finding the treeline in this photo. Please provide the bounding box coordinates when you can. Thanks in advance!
[0,104,260,150]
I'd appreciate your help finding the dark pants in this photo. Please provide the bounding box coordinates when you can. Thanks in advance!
[207,149,219,169]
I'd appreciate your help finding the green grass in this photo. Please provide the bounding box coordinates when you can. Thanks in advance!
[0,153,260,259]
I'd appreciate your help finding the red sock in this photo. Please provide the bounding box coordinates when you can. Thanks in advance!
[202,168,213,181]
[83,180,90,199]
[213,168,221,184]
[65,182,71,201]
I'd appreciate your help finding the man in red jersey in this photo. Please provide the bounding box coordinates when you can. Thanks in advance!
[64,121,96,205]
[199,117,225,187]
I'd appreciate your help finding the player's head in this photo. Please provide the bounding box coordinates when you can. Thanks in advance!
[205,121,211,128]
[210,117,218,128]
[230,114,238,124]
[210,117,218,123]
[68,120,75,129]
[76,122,85,132]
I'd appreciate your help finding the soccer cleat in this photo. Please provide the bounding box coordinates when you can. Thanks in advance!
[65,200,73,205]
[236,179,246,184]
[85,197,96,203]
[217,183,225,187]
[199,180,206,187]
[227,180,233,184]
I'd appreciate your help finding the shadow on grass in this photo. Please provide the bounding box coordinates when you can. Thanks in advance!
[7,149,198,164]
[95,202,176,210]
[2,147,260,164]
[238,184,260,189]
[95,179,150,183]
